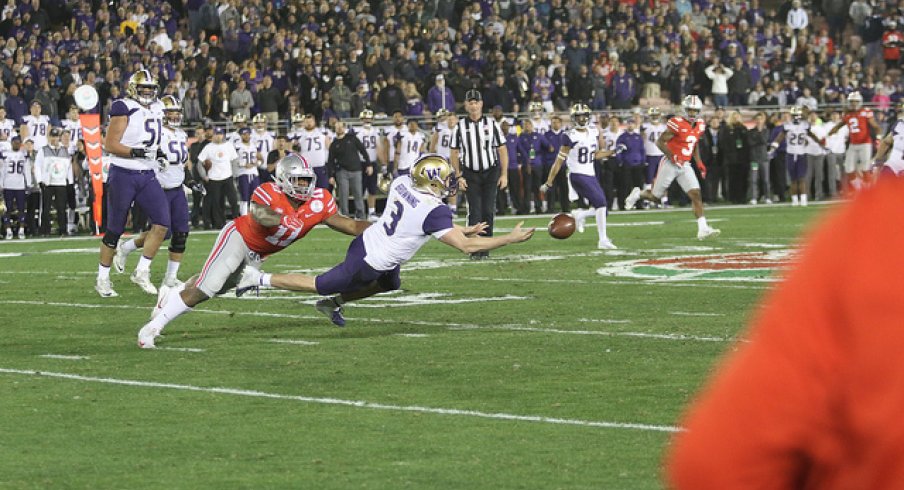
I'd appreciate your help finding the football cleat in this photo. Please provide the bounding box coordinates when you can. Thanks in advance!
[130,269,158,295]
[162,275,184,289]
[624,187,641,210]
[697,227,721,240]
[315,297,346,327]
[235,266,262,297]
[17,228,25,239]
[5,228,12,240]
[95,277,119,298]
[597,239,618,250]
[112,241,128,273]
[137,323,160,349]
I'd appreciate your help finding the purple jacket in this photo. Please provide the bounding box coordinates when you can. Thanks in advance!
[616,131,645,166]
[426,85,455,113]
[542,129,569,166]
[611,73,636,102]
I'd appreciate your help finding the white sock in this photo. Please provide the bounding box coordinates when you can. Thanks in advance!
[697,216,708,231]
[595,207,608,241]
[166,260,180,279]
[98,263,110,281]
[136,255,153,272]
[368,207,375,215]
[122,239,138,255]
[791,195,799,205]
[240,201,249,216]
[800,194,808,206]
[261,273,272,287]
[148,290,191,333]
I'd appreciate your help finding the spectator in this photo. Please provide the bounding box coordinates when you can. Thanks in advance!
[609,64,636,110]
[568,65,593,107]
[329,76,352,119]
[426,74,455,114]
[182,87,202,126]
[197,127,239,229]
[257,76,286,126]
[699,116,723,202]
[727,58,752,107]
[720,111,750,204]
[705,61,734,108]
[787,0,809,31]
[747,112,773,204]
[404,82,424,117]
[485,74,517,113]
[550,65,570,111]
[532,66,554,113]
[4,83,26,125]
[229,79,253,121]
[378,75,405,116]
[615,119,646,210]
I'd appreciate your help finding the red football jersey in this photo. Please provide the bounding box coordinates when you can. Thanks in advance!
[665,116,706,165]
[843,109,874,145]
[233,182,337,256]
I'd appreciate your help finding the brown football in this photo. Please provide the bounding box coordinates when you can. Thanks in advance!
[548,213,576,239]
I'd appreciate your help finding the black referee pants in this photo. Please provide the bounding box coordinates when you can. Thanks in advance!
[463,166,499,237]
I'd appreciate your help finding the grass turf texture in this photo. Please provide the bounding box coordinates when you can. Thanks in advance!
[0,203,829,489]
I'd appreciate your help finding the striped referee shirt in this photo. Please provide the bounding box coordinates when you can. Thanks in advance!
[451,115,505,171]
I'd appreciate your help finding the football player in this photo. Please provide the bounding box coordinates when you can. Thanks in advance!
[0,107,15,141]
[391,119,425,176]
[769,106,826,206]
[540,104,617,250]
[235,154,534,327]
[113,95,191,289]
[382,110,406,171]
[873,101,904,177]
[137,154,371,348]
[430,109,460,213]
[624,95,720,240]
[1,136,31,239]
[297,114,332,191]
[286,113,305,151]
[233,127,262,215]
[95,69,169,297]
[62,105,82,155]
[354,109,384,220]
[828,91,882,191]
[21,101,50,151]
[251,113,275,156]
[641,107,667,192]
[226,113,247,146]
[528,101,551,134]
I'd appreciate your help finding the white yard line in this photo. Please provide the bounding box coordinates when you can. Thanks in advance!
[157,347,206,353]
[409,275,770,290]
[0,300,734,343]
[268,339,319,346]
[39,354,89,360]
[0,367,682,433]
[670,311,726,317]
[577,318,632,324]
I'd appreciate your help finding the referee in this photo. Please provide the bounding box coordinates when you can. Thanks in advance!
[450,89,509,260]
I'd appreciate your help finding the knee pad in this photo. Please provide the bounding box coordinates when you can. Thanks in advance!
[377,271,401,292]
[102,231,122,249]
[169,231,189,253]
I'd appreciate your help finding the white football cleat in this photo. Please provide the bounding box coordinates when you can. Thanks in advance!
[151,284,171,320]
[162,275,183,289]
[112,241,128,273]
[235,266,262,297]
[574,213,586,233]
[5,228,12,240]
[137,323,160,349]
[130,269,158,295]
[95,277,119,298]
[17,228,25,239]
[624,187,641,210]
[597,239,618,250]
[697,227,721,240]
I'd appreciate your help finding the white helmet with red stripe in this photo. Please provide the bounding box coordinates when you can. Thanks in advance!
[847,91,863,109]
[275,153,316,201]
[682,95,703,122]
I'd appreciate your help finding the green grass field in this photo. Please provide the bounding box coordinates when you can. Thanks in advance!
[0,203,832,489]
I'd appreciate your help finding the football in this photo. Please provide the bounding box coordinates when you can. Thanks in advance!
[548,213,576,239]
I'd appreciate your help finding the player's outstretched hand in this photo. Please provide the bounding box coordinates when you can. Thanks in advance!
[462,222,488,237]
[508,221,535,243]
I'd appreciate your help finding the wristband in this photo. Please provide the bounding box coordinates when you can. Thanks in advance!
[129,148,145,158]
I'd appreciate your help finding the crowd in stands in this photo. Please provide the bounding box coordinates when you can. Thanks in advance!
[1,0,903,237]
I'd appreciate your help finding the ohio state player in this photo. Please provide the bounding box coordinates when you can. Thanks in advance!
[624,95,720,240]
[136,154,370,348]
[828,91,881,191]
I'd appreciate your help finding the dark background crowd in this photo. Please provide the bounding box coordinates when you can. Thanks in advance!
[1,0,903,235]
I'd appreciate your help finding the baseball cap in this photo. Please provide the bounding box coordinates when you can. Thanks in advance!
[436,74,444,81]
[238,127,251,134]
[465,89,482,101]
[214,127,225,134]
[49,127,62,137]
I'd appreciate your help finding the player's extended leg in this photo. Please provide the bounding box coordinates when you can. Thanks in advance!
[96,167,144,297]
[570,173,614,249]
[131,178,173,294]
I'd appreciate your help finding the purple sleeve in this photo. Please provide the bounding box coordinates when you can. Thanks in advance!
[422,204,454,235]
[562,134,574,148]
[109,100,137,118]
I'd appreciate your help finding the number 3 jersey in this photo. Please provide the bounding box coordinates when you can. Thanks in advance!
[363,175,454,271]
[233,182,337,256]
[158,126,188,188]
[665,116,705,165]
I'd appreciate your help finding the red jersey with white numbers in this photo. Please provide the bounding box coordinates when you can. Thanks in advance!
[233,182,337,256]
[665,116,706,165]
[843,108,874,145]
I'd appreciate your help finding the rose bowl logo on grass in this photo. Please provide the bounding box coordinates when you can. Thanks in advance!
[597,250,794,282]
